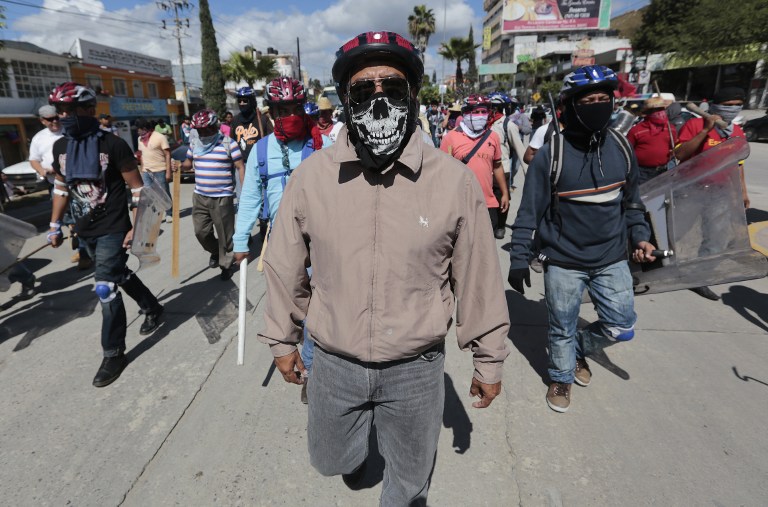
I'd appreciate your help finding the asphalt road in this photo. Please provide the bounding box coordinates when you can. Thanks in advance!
[1,140,767,506]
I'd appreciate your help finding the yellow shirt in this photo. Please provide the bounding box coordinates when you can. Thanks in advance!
[138,131,170,173]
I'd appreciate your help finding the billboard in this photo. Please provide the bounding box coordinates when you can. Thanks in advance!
[502,0,612,33]
[76,39,173,77]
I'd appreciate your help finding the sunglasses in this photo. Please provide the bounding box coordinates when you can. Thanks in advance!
[348,77,409,105]
[42,116,59,122]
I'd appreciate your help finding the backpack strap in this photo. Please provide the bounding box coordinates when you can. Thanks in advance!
[502,116,511,148]
[548,132,565,226]
[257,136,270,221]
[606,128,632,176]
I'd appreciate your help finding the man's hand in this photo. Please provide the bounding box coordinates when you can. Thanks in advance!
[469,377,501,409]
[123,229,134,249]
[233,252,249,265]
[704,114,721,132]
[48,228,63,248]
[274,350,307,385]
[632,241,657,263]
[508,266,531,294]
[743,192,750,210]
[499,194,510,214]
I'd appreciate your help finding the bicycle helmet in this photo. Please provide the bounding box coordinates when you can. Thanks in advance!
[236,86,256,99]
[265,76,306,104]
[304,102,319,116]
[49,82,97,107]
[487,92,512,105]
[332,31,423,92]
[462,94,490,112]
[191,109,219,129]
[560,65,618,100]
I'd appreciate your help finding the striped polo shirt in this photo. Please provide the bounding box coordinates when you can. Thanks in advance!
[187,138,242,197]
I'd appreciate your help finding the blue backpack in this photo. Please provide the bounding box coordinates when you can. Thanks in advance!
[256,135,316,220]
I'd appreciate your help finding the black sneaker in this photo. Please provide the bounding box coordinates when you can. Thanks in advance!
[140,306,164,335]
[19,278,36,300]
[93,354,128,387]
[220,267,233,281]
[342,461,367,489]
[494,228,505,240]
[208,255,219,269]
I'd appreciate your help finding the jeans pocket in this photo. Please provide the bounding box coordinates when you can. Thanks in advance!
[419,343,445,362]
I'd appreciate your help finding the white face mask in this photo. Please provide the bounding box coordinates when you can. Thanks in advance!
[465,113,488,132]
[349,94,408,156]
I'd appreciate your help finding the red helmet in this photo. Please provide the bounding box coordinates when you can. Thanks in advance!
[265,76,306,105]
[332,31,423,90]
[49,82,97,106]
[191,109,219,129]
[462,94,490,112]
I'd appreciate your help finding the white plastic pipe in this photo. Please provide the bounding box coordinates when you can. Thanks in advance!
[237,258,247,365]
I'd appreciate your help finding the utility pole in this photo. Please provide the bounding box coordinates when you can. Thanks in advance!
[440,0,447,106]
[296,37,301,83]
[158,1,191,117]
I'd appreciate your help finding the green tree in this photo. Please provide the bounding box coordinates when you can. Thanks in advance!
[464,26,479,93]
[407,5,436,64]
[254,57,279,83]
[431,69,437,84]
[222,51,258,88]
[438,36,475,95]
[519,57,551,97]
[199,0,227,115]
[538,81,563,103]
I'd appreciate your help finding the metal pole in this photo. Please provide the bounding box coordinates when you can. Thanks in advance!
[173,2,190,117]
[296,37,301,82]
[440,0,447,105]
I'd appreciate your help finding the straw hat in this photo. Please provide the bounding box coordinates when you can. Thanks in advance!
[317,96,334,110]
[448,102,462,112]
[644,94,673,110]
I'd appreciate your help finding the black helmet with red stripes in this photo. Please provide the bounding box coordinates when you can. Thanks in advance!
[332,31,423,92]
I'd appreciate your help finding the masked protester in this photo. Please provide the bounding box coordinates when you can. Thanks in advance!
[230,87,273,164]
[256,31,510,505]
[673,87,750,302]
[508,66,657,413]
[180,109,245,281]
[441,94,510,234]
[627,95,678,184]
[47,82,164,388]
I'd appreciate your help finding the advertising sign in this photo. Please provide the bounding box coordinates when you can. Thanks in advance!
[77,39,173,76]
[478,63,517,75]
[502,0,612,33]
[110,98,168,118]
[483,27,493,50]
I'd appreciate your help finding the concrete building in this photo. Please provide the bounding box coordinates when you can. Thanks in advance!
[0,41,73,166]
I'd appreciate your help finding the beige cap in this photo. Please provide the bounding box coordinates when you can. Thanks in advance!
[38,105,57,117]
[317,96,334,110]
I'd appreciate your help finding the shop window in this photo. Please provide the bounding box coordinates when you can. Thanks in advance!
[147,82,158,98]
[86,74,103,93]
[133,80,144,98]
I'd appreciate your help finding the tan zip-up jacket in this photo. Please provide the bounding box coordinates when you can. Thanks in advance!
[258,126,510,384]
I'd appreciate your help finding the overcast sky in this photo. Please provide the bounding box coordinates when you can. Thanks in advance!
[1,0,650,86]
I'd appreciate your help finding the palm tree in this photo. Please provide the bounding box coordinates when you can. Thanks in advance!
[254,57,279,83]
[519,58,552,97]
[438,36,476,94]
[222,51,258,88]
[407,5,436,64]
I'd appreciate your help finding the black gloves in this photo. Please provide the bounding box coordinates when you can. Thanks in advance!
[508,267,531,294]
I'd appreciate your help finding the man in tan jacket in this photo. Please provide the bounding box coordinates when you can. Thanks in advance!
[257,31,510,505]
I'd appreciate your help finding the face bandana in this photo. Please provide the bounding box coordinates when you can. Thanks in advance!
[709,104,742,125]
[60,115,103,183]
[139,130,152,146]
[274,115,307,142]
[646,110,668,126]
[572,101,614,133]
[349,93,409,157]
[465,113,488,132]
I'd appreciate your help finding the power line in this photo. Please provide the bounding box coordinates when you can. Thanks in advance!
[0,0,155,26]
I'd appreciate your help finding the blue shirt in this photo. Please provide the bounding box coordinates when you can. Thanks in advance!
[233,134,330,253]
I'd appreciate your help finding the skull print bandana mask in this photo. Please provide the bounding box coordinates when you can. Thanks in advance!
[349,92,410,163]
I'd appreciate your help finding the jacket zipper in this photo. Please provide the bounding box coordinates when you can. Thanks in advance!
[368,174,381,361]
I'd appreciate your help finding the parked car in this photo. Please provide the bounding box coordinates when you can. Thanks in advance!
[1,161,48,193]
[744,112,768,142]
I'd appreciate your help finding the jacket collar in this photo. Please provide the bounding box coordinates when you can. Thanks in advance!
[332,124,423,175]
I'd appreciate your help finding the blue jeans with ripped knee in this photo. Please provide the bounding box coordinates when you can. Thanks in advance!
[544,260,636,384]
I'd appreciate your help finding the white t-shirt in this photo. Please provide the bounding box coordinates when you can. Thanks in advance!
[29,127,64,170]
[528,123,549,150]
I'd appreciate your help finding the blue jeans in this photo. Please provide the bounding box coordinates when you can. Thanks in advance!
[308,344,445,506]
[544,261,636,384]
[142,171,172,216]
[301,266,314,374]
[82,232,160,357]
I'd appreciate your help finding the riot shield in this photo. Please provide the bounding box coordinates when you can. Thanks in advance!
[0,214,37,292]
[631,137,767,295]
[130,180,172,271]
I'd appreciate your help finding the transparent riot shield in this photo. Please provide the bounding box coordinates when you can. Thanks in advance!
[632,137,767,295]
[130,180,172,271]
[0,214,37,292]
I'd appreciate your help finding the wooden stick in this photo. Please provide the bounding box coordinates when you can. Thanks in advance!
[0,236,69,276]
[685,102,729,129]
[257,221,271,272]
[171,166,181,278]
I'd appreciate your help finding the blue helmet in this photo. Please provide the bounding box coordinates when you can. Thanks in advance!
[236,86,256,99]
[304,101,319,116]
[561,65,618,100]
[487,91,512,104]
